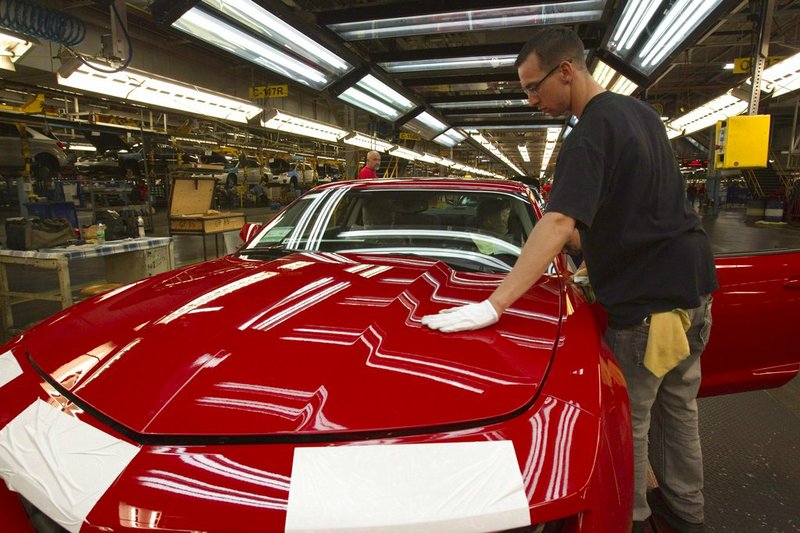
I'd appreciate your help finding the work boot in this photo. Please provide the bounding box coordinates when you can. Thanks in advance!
[647,489,705,533]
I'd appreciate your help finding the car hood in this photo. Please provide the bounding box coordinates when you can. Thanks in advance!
[23,253,562,439]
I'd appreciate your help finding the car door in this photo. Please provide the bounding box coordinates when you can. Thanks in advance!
[700,249,800,397]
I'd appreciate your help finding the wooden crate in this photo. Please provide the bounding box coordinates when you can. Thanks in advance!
[168,176,244,235]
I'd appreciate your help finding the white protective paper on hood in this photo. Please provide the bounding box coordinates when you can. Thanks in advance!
[0,350,23,390]
[0,399,140,533]
[285,440,531,533]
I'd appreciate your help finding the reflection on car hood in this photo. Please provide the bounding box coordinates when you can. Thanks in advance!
[23,253,562,438]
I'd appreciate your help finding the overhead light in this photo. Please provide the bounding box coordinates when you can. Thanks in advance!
[261,109,347,142]
[337,74,416,121]
[471,133,525,176]
[380,55,516,74]
[0,30,37,72]
[541,127,561,173]
[518,145,530,162]
[388,146,421,161]
[57,59,262,123]
[592,60,617,88]
[592,60,639,95]
[402,111,448,140]
[432,128,466,147]
[66,143,97,152]
[610,75,638,95]
[665,91,748,137]
[607,0,662,54]
[759,50,800,98]
[432,99,527,110]
[172,1,351,90]
[606,0,725,75]
[723,63,734,70]
[342,131,394,152]
[438,157,455,167]
[417,153,446,164]
[328,1,606,40]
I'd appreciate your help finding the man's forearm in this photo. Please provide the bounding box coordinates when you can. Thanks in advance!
[489,211,576,314]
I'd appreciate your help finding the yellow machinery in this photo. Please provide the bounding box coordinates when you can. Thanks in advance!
[714,115,771,169]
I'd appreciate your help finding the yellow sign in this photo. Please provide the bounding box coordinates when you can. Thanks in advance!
[733,56,786,74]
[249,85,289,98]
[399,132,421,141]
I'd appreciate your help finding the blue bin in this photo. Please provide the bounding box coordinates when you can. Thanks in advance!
[23,201,79,229]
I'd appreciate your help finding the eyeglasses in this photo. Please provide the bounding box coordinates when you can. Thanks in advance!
[522,62,563,97]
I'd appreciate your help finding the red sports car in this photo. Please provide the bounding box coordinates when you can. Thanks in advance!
[0,178,798,532]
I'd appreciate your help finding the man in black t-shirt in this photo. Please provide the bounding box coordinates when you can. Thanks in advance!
[422,27,717,533]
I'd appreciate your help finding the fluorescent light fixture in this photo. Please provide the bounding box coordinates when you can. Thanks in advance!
[592,59,638,95]
[608,0,662,54]
[759,51,800,98]
[607,0,725,75]
[592,60,617,88]
[381,55,516,74]
[388,146,421,161]
[634,0,724,73]
[665,91,748,137]
[438,157,455,167]
[417,153,446,164]
[171,136,219,145]
[57,59,262,123]
[199,0,350,73]
[471,133,525,176]
[432,128,467,147]
[337,74,416,120]
[432,99,527,110]
[723,63,734,70]
[328,1,606,40]
[173,2,350,90]
[66,143,97,152]
[261,109,347,142]
[0,30,37,71]
[610,75,638,95]
[540,127,561,173]
[402,111,448,140]
[518,145,530,162]
[343,131,394,152]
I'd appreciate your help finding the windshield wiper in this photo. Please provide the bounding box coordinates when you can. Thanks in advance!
[238,245,295,259]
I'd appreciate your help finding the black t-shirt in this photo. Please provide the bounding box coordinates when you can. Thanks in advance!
[547,91,718,328]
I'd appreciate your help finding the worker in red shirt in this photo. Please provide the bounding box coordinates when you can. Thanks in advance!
[357,151,381,179]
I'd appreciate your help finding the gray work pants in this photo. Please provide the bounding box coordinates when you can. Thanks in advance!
[604,295,712,523]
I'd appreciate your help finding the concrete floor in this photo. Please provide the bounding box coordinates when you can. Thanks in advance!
[1,204,799,531]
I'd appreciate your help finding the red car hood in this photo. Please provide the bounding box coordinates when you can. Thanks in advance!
[23,253,562,438]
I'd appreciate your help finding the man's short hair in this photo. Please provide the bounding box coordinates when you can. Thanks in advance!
[515,26,586,70]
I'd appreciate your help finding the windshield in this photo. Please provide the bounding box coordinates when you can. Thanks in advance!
[241,187,536,273]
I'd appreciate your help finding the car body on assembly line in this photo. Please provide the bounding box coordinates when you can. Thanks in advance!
[0,123,72,180]
[271,161,316,187]
[0,178,798,532]
[218,156,273,188]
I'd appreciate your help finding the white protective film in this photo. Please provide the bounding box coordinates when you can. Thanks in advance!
[0,350,22,389]
[0,399,140,533]
[286,440,531,532]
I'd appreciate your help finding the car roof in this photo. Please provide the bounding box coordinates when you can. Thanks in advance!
[316,177,532,195]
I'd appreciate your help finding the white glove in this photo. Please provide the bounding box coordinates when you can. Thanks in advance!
[421,300,499,333]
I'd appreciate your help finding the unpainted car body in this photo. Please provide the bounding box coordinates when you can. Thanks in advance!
[0,124,71,179]
[0,179,797,533]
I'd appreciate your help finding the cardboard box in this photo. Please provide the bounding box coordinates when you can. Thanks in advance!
[168,176,245,235]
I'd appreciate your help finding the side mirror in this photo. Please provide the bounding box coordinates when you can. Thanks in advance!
[239,223,263,244]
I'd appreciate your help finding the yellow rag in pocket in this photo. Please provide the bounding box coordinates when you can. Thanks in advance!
[644,309,691,378]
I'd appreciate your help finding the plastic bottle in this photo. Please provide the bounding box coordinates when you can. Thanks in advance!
[96,222,106,244]
[136,216,145,238]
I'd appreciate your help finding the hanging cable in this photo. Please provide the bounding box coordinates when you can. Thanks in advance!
[0,0,85,46]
